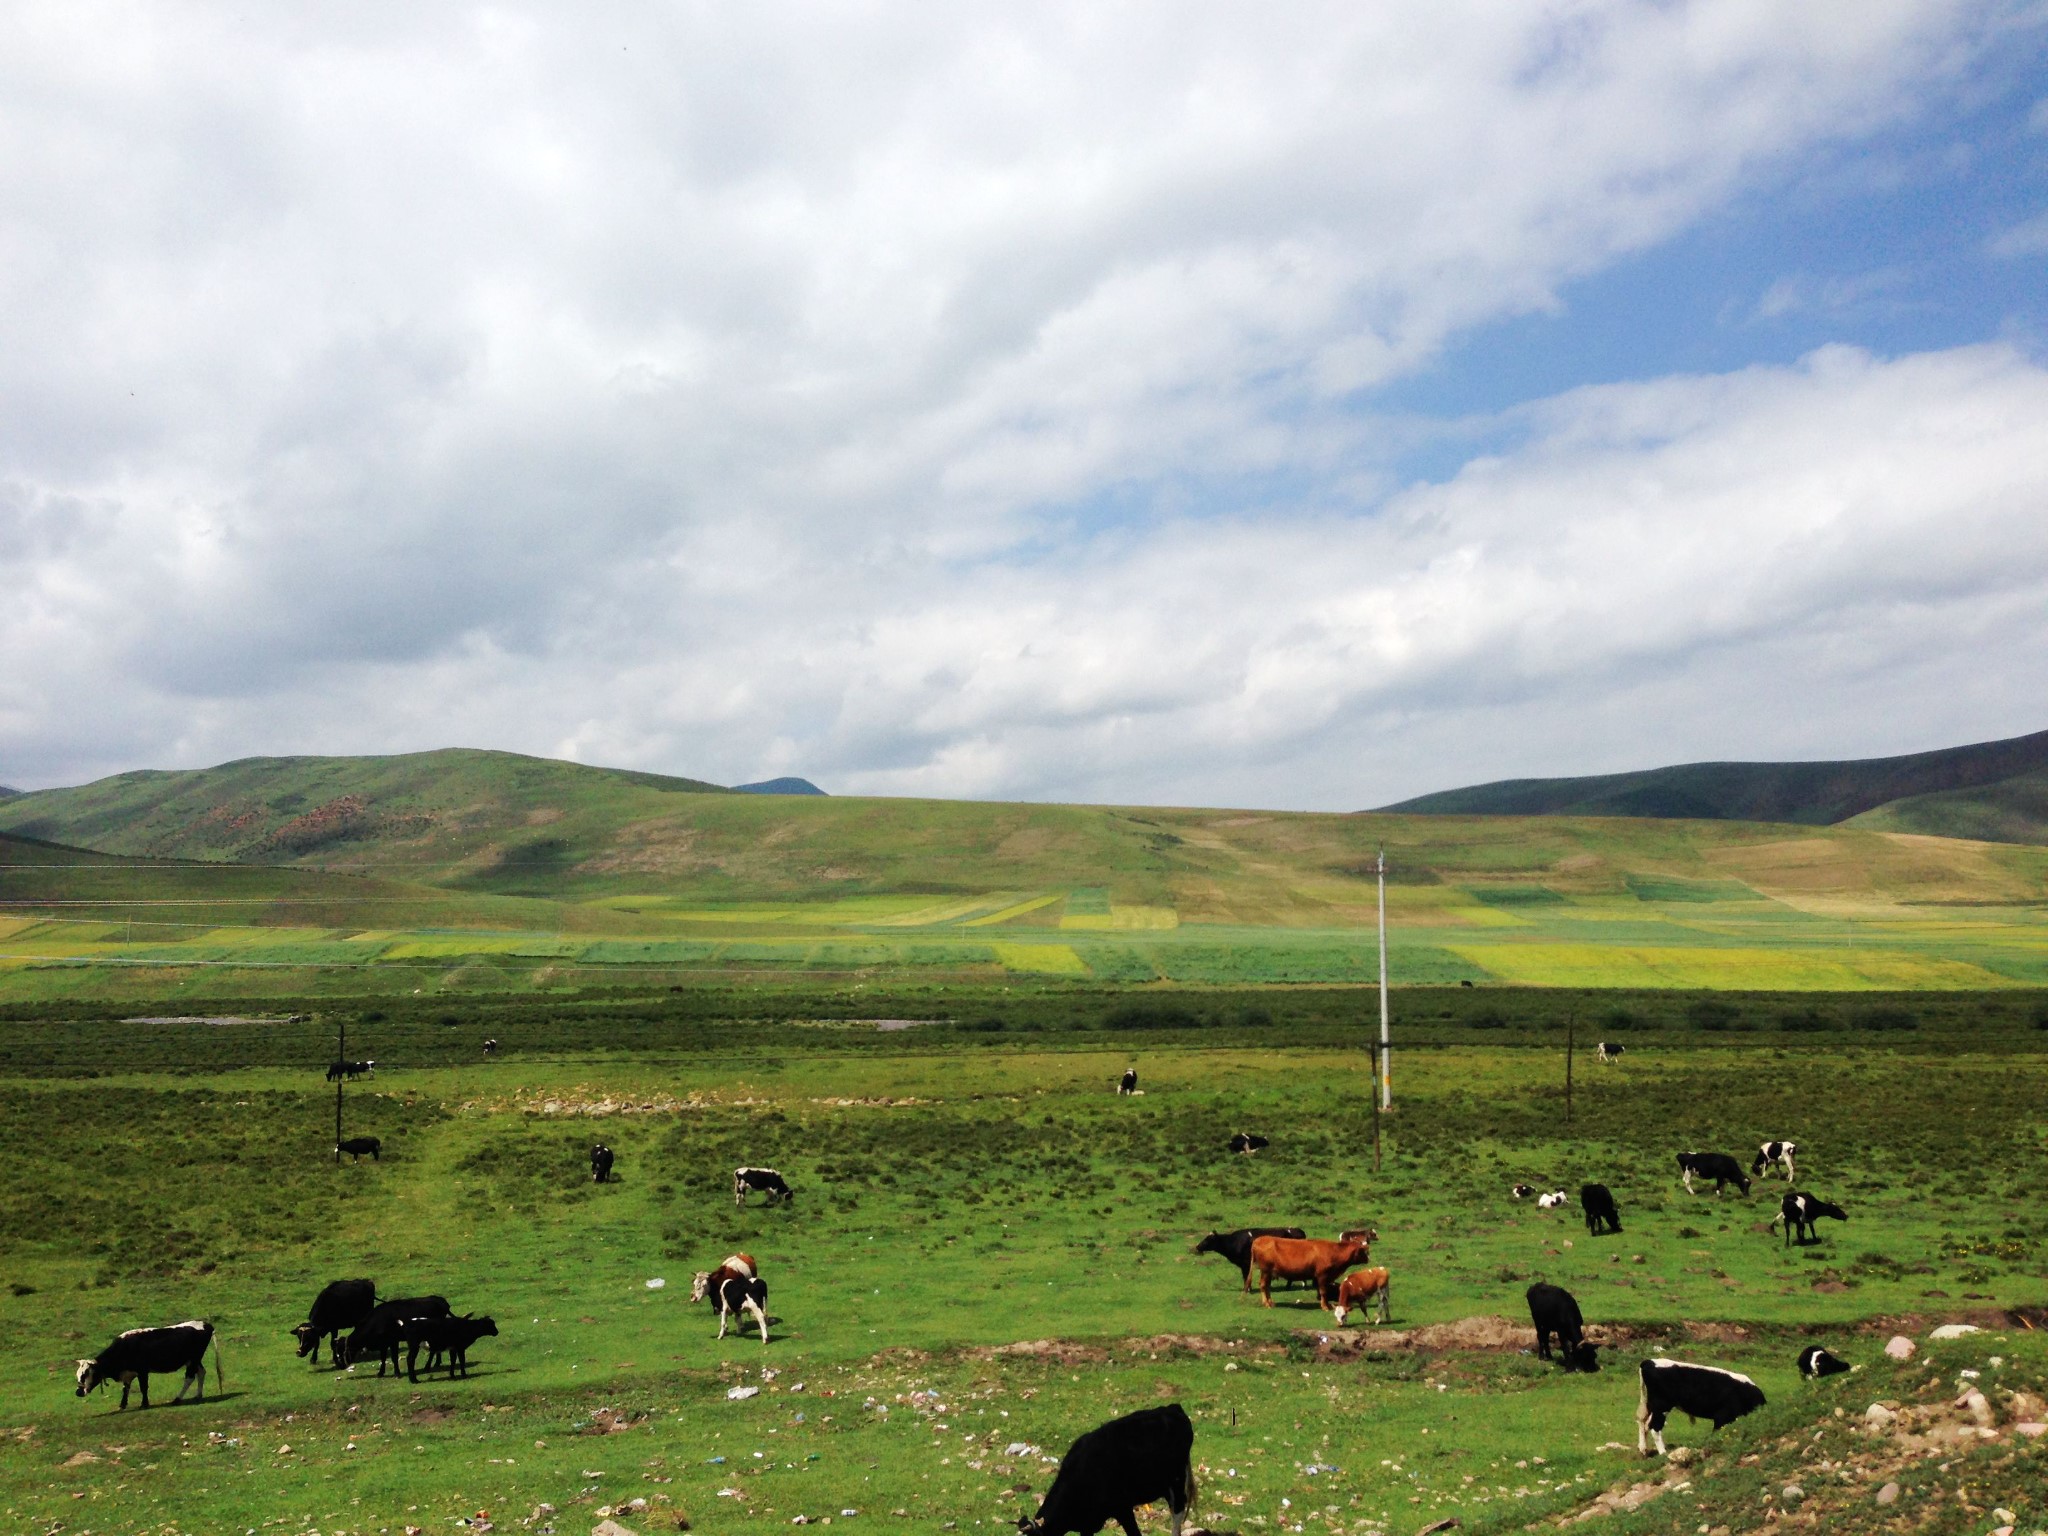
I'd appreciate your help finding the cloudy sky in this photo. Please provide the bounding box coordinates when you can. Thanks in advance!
[5,1,2048,808]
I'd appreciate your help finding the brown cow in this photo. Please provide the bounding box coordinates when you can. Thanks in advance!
[1248,1232,1373,1308]
[1330,1266,1391,1326]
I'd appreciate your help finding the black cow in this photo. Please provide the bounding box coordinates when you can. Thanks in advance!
[337,1136,382,1161]
[1752,1140,1798,1183]
[1225,1132,1269,1155]
[291,1278,376,1364]
[714,1275,771,1343]
[1797,1345,1853,1379]
[76,1320,219,1410]
[1676,1152,1751,1197]
[1595,1041,1625,1063]
[1772,1191,1846,1246]
[733,1166,792,1206]
[1580,1183,1622,1236]
[1637,1358,1766,1456]
[325,1059,374,1081]
[1192,1226,1308,1292]
[1526,1283,1599,1371]
[591,1143,615,1183]
[1118,1068,1138,1096]
[403,1314,498,1380]
[337,1296,452,1376]
[1017,1403,1196,1536]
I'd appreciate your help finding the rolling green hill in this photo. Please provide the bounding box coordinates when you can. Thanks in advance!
[1847,767,2048,844]
[1380,724,2048,837]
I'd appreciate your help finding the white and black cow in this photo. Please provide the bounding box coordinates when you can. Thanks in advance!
[1225,1132,1269,1155]
[326,1059,375,1081]
[291,1278,376,1364]
[482,1037,499,1057]
[714,1275,771,1343]
[336,1136,382,1161]
[1676,1152,1751,1197]
[337,1296,452,1376]
[1752,1140,1798,1183]
[76,1320,219,1410]
[1797,1345,1853,1379]
[1510,1183,1536,1200]
[1118,1067,1138,1096]
[1771,1191,1847,1246]
[590,1143,615,1183]
[1537,1190,1570,1209]
[1637,1358,1766,1456]
[1526,1283,1599,1371]
[1192,1227,1308,1292]
[1595,1041,1626,1063]
[1017,1402,1196,1536]
[1580,1182,1622,1236]
[734,1166,793,1207]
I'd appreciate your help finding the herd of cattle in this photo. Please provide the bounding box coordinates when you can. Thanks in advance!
[72,1052,1875,1536]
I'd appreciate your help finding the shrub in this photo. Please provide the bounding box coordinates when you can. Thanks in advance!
[1851,1006,1919,1031]
[1777,1009,1832,1032]
[1687,999,1738,1030]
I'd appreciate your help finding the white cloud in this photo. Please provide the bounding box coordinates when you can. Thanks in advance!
[2,1,2043,804]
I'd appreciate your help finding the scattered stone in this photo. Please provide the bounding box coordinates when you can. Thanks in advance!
[1954,1387,1994,1427]
[1884,1336,1916,1360]
[1863,1403,1896,1427]
[591,1522,639,1536]
[1929,1323,1981,1340]
[1666,1447,1696,1467]
[1780,1484,1803,1503]
[726,1386,759,1400]
[60,1451,98,1467]
[1875,1482,1900,1506]
[2013,1422,2046,1438]
[1994,1510,2017,1524]
[1415,1520,1460,1535]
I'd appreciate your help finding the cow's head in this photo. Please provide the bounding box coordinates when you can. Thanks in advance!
[1338,1226,1378,1245]
[1192,1232,1226,1256]
[690,1271,713,1303]
[290,1322,321,1357]
[473,1316,499,1338]
[1735,1174,1754,1196]
[1567,1341,1602,1372]
[74,1359,104,1396]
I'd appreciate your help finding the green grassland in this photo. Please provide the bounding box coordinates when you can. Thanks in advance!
[2,1016,2046,1533]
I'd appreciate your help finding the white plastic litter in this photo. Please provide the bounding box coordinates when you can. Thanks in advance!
[728,1385,760,1400]
[646,1278,666,1290]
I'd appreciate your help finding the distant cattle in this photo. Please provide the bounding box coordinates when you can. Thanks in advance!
[1752,1140,1798,1183]
[1017,1403,1196,1536]
[482,1037,499,1057]
[326,1059,374,1081]
[291,1278,376,1365]
[336,1136,382,1161]
[402,1314,498,1381]
[1637,1358,1766,1455]
[337,1296,452,1376]
[733,1166,792,1207]
[1193,1227,1308,1292]
[1118,1068,1138,1096]
[590,1143,615,1183]
[1526,1282,1599,1371]
[1581,1183,1622,1236]
[76,1320,219,1410]
[1595,1042,1625,1063]
[1248,1232,1373,1309]
[1330,1267,1391,1327]
[1797,1345,1853,1379]
[1225,1132,1269,1155]
[1771,1191,1847,1246]
[1537,1190,1569,1209]
[1676,1152,1751,1197]
[1510,1183,1536,1200]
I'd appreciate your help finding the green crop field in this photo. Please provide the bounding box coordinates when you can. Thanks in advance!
[3,1005,2046,1534]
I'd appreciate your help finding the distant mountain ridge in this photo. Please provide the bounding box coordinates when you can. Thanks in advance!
[1381,725,2048,841]
[734,777,826,795]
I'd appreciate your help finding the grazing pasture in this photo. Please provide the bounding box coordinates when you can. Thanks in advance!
[1,1011,2046,1531]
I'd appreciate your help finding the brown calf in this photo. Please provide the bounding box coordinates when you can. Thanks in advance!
[1330,1266,1391,1326]
[1248,1233,1372,1308]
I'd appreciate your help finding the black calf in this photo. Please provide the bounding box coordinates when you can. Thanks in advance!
[1580,1183,1622,1236]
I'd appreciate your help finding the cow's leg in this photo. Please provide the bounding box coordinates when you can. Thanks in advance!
[1636,1378,1652,1455]
[746,1297,769,1344]
[1114,1511,1143,1536]
[1258,1267,1274,1308]
[1376,1281,1390,1325]
[1681,1169,1695,1195]
[173,1361,199,1403]
[716,1305,730,1340]
[137,1374,150,1409]
[1237,1260,1252,1294]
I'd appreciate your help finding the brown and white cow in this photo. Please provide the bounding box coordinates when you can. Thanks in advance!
[690,1252,758,1305]
[1330,1267,1391,1327]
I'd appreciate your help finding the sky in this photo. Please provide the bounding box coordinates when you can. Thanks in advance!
[4,1,2048,810]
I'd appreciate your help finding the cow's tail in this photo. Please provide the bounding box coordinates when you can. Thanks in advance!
[210,1329,225,1393]
[1177,1455,1197,1531]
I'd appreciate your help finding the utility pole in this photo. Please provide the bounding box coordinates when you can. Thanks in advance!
[1370,1040,1382,1172]
[1377,847,1391,1110]
[1565,1011,1575,1126]
[334,1014,344,1165]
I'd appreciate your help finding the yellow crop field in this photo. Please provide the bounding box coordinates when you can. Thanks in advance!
[963,894,1064,926]
[991,942,1091,975]
[1447,941,2009,990]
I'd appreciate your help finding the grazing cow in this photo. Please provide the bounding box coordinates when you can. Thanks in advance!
[1526,1283,1600,1371]
[590,1143,615,1183]
[1676,1152,1751,1197]
[291,1278,376,1364]
[482,1037,499,1057]
[1536,1190,1569,1209]
[1637,1358,1766,1456]
[337,1296,452,1376]
[691,1252,759,1303]
[1596,1041,1625,1063]
[712,1274,771,1343]
[1771,1191,1847,1246]
[336,1136,382,1161]
[1752,1140,1798,1183]
[1225,1132,1269,1155]
[1581,1183,1622,1236]
[76,1320,219,1410]
[403,1314,498,1381]
[325,1059,374,1081]
[1330,1267,1392,1327]
[1510,1183,1536,1200]
[1192,1227,1308,1292]
[1017,1403,1196,1536]
[1118,1068,1138,1096]
[733,1166,792,1206]
[1249,1233,1372,1309]
[1797,1345,1853,1379]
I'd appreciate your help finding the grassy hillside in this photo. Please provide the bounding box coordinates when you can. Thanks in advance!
[1848,768,2048,845]
[1382,724,2048,834]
